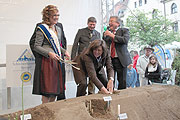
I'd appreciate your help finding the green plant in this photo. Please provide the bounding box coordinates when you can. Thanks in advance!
[14,113,18,120]
[126,10,180,47]
[7,113,18,120]
[172,50,180,85]
[22,78,24,120]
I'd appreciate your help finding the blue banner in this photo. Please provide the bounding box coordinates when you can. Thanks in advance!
[165,49,172,60]
[153,45,166,68]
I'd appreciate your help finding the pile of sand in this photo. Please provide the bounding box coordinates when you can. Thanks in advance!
[1,85,180,120]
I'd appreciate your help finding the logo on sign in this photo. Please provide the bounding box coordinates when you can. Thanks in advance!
[17,49,35,62]
[21,72,32,82]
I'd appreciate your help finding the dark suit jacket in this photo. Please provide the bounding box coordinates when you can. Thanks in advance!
[71,27,100,59]
[103,28,132,67]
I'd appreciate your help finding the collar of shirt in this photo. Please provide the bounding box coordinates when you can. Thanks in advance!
[110,27,120,34]
[96,56,102,62]
[143,55,149,63]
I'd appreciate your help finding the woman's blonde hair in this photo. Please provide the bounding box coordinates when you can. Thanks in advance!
[42,5,59,25]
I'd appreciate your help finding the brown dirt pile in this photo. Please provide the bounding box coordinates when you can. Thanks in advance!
[1,85,180,120]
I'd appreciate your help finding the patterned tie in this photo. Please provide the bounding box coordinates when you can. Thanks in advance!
[111,30,115,58]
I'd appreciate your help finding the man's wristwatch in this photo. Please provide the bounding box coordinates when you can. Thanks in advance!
[110,77,114,81]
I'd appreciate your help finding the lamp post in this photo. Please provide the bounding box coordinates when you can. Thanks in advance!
[160,0,167,35]
[160,0,167,20]
[101,0,114,33]
[160,0,168,68]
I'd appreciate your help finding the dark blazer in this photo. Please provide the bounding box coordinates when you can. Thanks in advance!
[103,28,132,67]
[72,50,114,90]
[71,27,100,59]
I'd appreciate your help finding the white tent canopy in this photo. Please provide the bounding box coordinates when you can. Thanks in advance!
[164,41,180,49]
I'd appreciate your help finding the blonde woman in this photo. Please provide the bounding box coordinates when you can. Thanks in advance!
[31,5,69,103]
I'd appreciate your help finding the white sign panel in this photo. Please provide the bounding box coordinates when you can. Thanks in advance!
[6,45,35,87]
[20,114,32,120]
[103,96,112,101]
[119,113,128,119]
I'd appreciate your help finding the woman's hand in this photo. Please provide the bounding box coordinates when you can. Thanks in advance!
[107,80,114,93]
[48,52,60,61]
[100,87,111,94]
[65,51,70,60]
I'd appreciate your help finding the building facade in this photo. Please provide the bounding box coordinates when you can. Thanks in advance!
[122,0,180,32]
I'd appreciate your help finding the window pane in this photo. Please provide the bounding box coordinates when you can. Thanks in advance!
[173,22,178,32]
[171,3,178,14]
[145,0,147,4]
[139,0,142,6]
[134,2,137,8]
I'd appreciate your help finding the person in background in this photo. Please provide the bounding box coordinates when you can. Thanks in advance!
[145,54,162,84]
[136,46,154,86]
[30,5,69,103]
[72,39,114,97]
[126,64,137,88]
[133,50,140,87]
[103,16,132,90]
[71,17,101,95]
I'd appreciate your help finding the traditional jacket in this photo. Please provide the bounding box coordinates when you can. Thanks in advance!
[31,24,66,95]
[71,27,100,59]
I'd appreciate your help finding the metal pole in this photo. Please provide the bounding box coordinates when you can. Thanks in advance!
[7,87,11,109]
[0,64,6,67]
[161,0,167,34]
[101,0,104,34]
[163,0,167,33]
[112,0,114,15]
[106,0,109,23]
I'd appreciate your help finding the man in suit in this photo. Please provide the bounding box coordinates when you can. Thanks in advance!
[29,22,67,100]
[71,17,100,95]
[103,16,132,90]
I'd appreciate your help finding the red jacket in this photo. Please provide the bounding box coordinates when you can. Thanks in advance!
[133,54,139,72]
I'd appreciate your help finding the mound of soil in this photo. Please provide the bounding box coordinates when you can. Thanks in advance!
[1,85,180,120]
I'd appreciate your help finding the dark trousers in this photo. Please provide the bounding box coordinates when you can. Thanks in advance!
[57,62,66,100]
[112,57,127,90]
[57,91,66,100]
[135,73,140,87]
[76,72,108,97]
